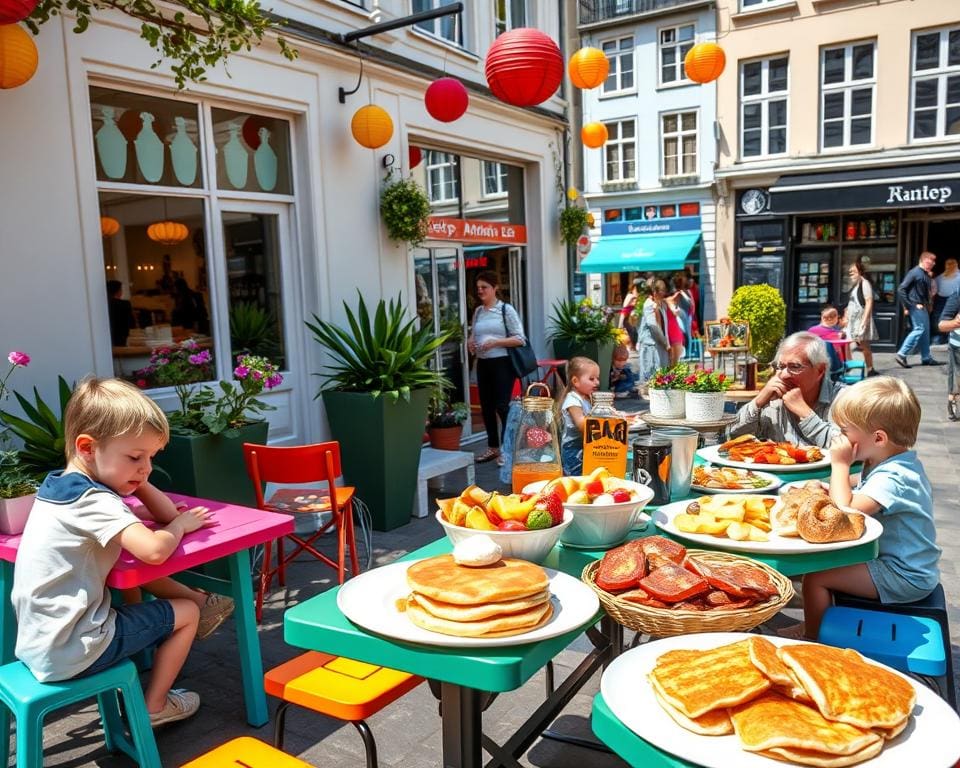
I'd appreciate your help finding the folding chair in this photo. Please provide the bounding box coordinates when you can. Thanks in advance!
[243,442,361,622]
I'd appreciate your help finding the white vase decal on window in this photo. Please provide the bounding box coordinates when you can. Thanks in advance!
[96,106,127,179]
[223,122,248,188]
[134,112,164,183]
[170,116,197,186]
[254,127,277,191]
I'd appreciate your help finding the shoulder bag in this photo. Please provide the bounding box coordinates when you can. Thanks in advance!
[501,303,539,379]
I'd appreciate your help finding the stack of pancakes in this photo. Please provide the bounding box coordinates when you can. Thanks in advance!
[649,637,915,767]
[401,555,553,638]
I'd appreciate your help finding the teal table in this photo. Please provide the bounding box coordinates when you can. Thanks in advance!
[592,693,695,767]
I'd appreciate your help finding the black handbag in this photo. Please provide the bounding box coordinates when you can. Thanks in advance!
[501,303,539,379]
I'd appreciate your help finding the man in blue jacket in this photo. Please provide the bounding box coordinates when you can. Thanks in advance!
[896,251,942,368]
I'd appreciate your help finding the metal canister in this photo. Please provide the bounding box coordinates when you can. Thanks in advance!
[631,435,672,506]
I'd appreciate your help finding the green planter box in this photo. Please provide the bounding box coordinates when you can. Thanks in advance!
[551,339,615,391]
[151,421,269,507]
[323,388,430,532]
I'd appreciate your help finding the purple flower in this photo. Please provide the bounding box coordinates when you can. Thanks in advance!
[234,365,250,379]
[251,370,263,381]
[265,373,283,389]
[189,350,211,366]
[7,351,30,367]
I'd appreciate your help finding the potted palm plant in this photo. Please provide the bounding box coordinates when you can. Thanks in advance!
[548,298,620,390]
[427,389,469,450]
[306,293,451,531]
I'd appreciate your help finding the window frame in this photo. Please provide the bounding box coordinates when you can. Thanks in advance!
[600,35,636,97]
[909,25,960,142]
[739,54,789,159]
[426,150,459,202]
[660,109,698,178]
[602,118,638,183]
[493,0,526,37]
[658,22,696,87]
[480,160,509,198]
[411,0,463,46]
[819,40,877,151]
[739,0,795,10]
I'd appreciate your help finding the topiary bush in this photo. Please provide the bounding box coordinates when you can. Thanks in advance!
[727,284,786,365]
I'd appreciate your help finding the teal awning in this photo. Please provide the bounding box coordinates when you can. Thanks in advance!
[578,231,701,273]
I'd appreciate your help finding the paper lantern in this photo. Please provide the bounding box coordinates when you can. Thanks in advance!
[242,116,268,150]
[147,220,189,245]
[0,0,38,24]
[409,145,422,169]
[581,122,608,149]
[351,104,393,149]
[424,77,469,123]
[568,47,609,90]
[0,23,37,90]
[485,28,563,107]
[684,42,726,84]
[100,216,120,237]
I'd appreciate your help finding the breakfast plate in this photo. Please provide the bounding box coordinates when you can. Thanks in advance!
[654,498,882,555]
[690,466,783,494]
[336,560,600,648]
[601,632,960,768]
[698,444,832,473]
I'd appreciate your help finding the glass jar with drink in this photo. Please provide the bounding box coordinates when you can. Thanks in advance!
[511,383,562,493]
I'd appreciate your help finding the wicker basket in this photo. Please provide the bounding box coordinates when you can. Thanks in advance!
[581,550,794,637]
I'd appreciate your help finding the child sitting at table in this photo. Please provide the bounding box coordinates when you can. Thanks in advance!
[807,304,849,363]
[609,345,638,399]
[787,376,940,640]
[560,356,601,475]
[11,377,234,726]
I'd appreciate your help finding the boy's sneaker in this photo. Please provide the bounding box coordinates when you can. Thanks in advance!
[197,594,235,640]
[150,689,200,727]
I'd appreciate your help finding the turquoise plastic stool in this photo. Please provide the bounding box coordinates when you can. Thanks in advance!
[0,658,161,768]
[841,359,867,384]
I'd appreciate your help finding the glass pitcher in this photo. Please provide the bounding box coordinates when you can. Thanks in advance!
[511,383,563,493]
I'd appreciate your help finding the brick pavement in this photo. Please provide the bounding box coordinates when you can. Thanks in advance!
[27,350,960,767]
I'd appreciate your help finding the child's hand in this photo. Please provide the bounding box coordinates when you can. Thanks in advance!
[830,433,856,466]
[176,506,213,534]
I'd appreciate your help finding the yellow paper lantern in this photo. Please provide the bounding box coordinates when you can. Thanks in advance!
[147,220,189,245]
[684,42,726,84]
[100,216,120,237]
[587,213,595,228]
[581,122,609,149]
[351,105,393,149]
[568,47,609,90]
[0,23,38,90]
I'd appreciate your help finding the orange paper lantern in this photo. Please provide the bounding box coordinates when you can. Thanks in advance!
[684,42,726,84]
[100,216,120,237]
[351,105,393,149]
[147,220,189,245]
[581,122,609,149]
[0,23,38,90]
[568,47,609,90]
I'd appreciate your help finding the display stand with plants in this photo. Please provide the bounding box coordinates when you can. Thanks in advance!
[548,298,620,390]
[427,389,469,450]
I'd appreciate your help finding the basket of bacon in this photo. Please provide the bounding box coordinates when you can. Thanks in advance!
[581,536,793,637]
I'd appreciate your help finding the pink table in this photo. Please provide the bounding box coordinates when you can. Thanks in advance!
[0,494,293,726]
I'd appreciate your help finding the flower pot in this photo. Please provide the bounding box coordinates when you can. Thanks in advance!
[684,391,725,423]
[551,339,615,391]
[0,492,36,535]
[647,388,685,418]
[428,425,463,451]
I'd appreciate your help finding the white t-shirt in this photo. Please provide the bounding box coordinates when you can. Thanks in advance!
[561,391,591,448]
[472,301,526,359]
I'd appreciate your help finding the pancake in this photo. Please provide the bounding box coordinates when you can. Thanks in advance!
[874,717,909,740]
[410,589,550,622]
[650,685,733,735]
[747,636,795,687]
[779,644,916,729]
[406,555,549,605]
[404,595,553,637]
[760,740,883,767]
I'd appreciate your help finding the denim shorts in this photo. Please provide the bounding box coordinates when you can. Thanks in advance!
[79,600,175,678]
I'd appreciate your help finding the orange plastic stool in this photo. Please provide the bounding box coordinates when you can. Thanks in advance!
[181,736,313,767]
[264,651,424,768]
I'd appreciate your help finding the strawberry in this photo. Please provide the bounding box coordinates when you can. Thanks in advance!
[611,489,632,503]
[525,427,552,448]
[585,479,604,497]
[534,491,564,526]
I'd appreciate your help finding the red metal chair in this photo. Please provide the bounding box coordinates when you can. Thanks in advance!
[242,442,361,622]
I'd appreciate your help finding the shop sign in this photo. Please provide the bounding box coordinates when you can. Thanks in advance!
[769,174,960,214]
[427,217,527,244]
[576,234,592,256]
[601,216,701,237]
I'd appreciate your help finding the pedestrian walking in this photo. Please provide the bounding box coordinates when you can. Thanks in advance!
[895,251,942,368]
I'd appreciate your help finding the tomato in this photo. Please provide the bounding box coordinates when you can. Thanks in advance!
[497,519,527,532]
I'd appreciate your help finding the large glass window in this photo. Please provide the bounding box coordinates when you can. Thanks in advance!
[602,36,635,95]
[426,151,459,202]
[659,24,695,85]
[661,111,697,177]
[413,0,462,45]
[603,119,637,182]
[494,0,526,36]
[911,26,960,140]
[740,55,788,158]
[740,0,794,8]
[820,41,876,149]
[211,108,293,194]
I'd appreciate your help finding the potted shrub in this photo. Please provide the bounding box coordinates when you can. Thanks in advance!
[427,390,469,450]
[306,293,451,531]
[559,205,590,246]
[0,451,38,534]
[681,368,731,423]
[727,284,787,366]
[647,364,688,418]
[548,298,620,390]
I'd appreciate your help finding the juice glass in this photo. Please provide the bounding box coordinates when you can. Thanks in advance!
[512,462,562,494]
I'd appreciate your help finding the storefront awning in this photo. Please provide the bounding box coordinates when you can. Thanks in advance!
[578,231,701,274]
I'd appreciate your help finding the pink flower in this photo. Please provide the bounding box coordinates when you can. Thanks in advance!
[265,373,283,389]
[234,365,250,379]
[189,350,211,366]
[7,351,29,367]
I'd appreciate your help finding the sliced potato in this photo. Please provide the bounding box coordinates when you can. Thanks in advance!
[749,519,772,532]
[673,514,701,533]
[696,519,733,535]
[712,504,747,522]
[746,524,769,542]
[726,521,751,541]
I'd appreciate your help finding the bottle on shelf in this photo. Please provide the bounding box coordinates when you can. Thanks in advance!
[869,219,877,239]
[859,221,868,239]
[846,221,857,240]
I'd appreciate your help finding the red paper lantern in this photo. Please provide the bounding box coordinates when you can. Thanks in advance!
[409,145,422,169]
[0,0,38,24]
[684,42,726,84]
[581,122,608,149]
[424,77,469,123]
[242,116,268,149]
[568,47,609,90]
[485,28,563,108]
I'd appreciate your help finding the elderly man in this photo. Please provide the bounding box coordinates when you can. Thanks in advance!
[728,332,843,448]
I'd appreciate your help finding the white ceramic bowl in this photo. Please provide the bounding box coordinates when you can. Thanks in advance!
[555,479,655,549]
[435,509,573,564]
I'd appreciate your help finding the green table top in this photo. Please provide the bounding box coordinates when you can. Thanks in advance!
[592,693,696,768]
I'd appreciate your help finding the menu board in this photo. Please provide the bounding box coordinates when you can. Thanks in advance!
[796,250,832,305]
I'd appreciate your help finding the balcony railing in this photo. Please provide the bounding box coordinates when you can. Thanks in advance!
[578,0,707,25]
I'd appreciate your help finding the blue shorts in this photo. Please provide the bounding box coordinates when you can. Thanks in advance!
[866,559,936,605]
[79,600,175,678]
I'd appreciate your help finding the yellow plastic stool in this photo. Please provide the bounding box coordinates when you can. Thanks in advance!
[181,736,313,767]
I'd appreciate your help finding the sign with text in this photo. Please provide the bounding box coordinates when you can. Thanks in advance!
[769,175,960,214]
[427,217,527,245]
[601,216,701,237]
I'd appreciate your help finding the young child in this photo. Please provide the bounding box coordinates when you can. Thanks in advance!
[560,357,600,475]
[793,376,940,640]
[609,345,638,399]
[11,377,235,726]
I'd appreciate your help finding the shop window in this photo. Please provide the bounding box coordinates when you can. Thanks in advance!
[910,25,960,140]
[211,108,293,194]
[494,0,526,37]
[659,23,695,86]
[624,207,642,220]
[605,208,623,222]
[820,41,875,149]
[426,151,459,203]
[659,204,676,218]
[679,202,700,216]
[602,36,635,95]
[740,55,788,158]
[661,111,697,177]
[740,0,794,9]
[413,0,462,45]
[603,119,637,182]
[481,161,508,197]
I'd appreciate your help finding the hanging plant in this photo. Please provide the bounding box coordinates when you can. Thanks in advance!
[379,171,431,248]
[559,205,590,246]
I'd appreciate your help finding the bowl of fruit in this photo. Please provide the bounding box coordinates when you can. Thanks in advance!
[436,484,573,564]
[526,470,655,550]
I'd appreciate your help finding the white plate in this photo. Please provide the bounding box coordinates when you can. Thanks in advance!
[601,632,960,768]
[690,468,783,495]
[779,478,830,496]
[698,444,832,473]
[654,498,882,555]
[336,559,600,648]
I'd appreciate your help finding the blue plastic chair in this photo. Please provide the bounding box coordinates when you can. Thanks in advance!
[0,658,161,768]
[685,336,703,364]
[841,359,867,385]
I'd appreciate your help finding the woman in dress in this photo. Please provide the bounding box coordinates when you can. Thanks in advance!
[637,279,670,383]
[845,260,878,376]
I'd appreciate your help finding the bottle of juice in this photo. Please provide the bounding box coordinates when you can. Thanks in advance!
[511,383,562,493]
[582,391,628,479]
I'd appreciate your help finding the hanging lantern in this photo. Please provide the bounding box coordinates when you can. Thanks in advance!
[409,145,422,169]
[100,216,120,237]
[350,104,393,149]
[0,23,37,90]
[684,42,726,84]
[568,47,609,90]
[0,0,38,24]
[485,28,563,108]
[581,122,609,149]
[147,220,189,245]
[424,77,469,123]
